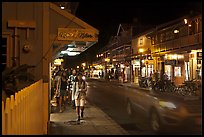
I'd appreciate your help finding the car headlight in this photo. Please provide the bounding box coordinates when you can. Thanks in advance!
[159,101,176,109]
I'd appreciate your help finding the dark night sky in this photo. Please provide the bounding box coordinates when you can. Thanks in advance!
[66,1,202,68]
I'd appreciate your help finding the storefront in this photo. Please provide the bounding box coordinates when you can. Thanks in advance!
[189,49,202,80]
[132,59,140,83]
[164,54,184,85]
[163,49,202,86]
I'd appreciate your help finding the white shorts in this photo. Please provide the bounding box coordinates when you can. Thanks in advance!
[75,98,85,107]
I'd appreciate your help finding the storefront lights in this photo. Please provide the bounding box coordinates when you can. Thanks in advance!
[172,54,177,60]
[139,48,144,53]
[105,58,110,62]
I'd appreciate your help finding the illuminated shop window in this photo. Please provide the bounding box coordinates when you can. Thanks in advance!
[185,62,190,81]
[174,66,182,77]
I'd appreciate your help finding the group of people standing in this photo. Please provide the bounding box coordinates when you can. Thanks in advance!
[52,66,87,122]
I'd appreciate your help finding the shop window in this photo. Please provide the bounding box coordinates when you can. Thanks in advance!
[174,66,182,77]
[185,62,190,81]
[165,65,172,80]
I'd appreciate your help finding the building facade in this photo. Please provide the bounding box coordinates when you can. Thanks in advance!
[94,13,202,86]
[148,14,202,85]
[131,30,154,84]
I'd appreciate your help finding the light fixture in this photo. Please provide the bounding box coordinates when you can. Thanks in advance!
[184,19,188,24]
[139,48,144,53]
[60,5,65,10]
[174,29,179,34]
[61,51,80,56]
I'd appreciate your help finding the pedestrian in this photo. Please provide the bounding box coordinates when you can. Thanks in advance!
[68,69,77,109]
[74,74,87,122]
[56,70,68,113]
[54,69,62,106]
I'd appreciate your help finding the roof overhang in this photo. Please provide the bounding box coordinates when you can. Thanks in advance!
[49,2,99,58]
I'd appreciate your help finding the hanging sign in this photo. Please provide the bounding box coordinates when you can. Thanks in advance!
[58,28,98,42]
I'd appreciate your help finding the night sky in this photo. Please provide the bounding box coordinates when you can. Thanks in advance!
[65,1,202,68]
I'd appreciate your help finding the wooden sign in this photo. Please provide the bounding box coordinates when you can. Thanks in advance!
[58,28,98,42]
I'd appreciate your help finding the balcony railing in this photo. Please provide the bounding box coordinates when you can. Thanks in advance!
[152,32,202,55]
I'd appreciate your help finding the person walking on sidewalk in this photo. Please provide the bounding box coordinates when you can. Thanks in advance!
[56,70,68,113]
[69,69,77,109]
[74,74,87,122]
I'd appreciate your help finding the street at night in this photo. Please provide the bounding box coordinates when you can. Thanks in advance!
[2,1,202,135]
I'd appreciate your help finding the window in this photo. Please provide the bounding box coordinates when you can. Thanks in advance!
[174,66,182,77]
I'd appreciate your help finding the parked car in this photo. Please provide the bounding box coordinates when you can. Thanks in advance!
[125,89,202,133]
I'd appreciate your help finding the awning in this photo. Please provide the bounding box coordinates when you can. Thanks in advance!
[49,3,99,59]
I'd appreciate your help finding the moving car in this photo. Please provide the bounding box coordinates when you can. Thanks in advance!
[126,89,202,133]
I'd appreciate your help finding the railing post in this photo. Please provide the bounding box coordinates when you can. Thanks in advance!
[14,92,19,134]
[5,98,11,135]
[10,95,15,134]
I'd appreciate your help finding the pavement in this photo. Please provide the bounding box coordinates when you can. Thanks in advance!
[47,78,150,135]
[48,99,129,135]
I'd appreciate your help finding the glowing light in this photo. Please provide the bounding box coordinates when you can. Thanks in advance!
[82,63,86,67]
[174,30,179,34]
[105,58,110,62]
[60,6,65,10]
[139,48,144,53]
[184,19,188,24]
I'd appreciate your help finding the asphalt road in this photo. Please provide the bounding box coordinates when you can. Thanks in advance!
[85,79,202,135]
[86,79,154,135]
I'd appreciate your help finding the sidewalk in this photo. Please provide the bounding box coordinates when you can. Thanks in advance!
[48,101,129,135]
[47,78,149,135]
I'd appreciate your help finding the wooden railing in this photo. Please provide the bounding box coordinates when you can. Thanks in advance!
[151,32,202,54]
[2,79,47,135]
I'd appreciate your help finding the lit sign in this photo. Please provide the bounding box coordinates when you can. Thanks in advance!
[197,52,202,60]
[164,60,177,65]
[58,28,98,42]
